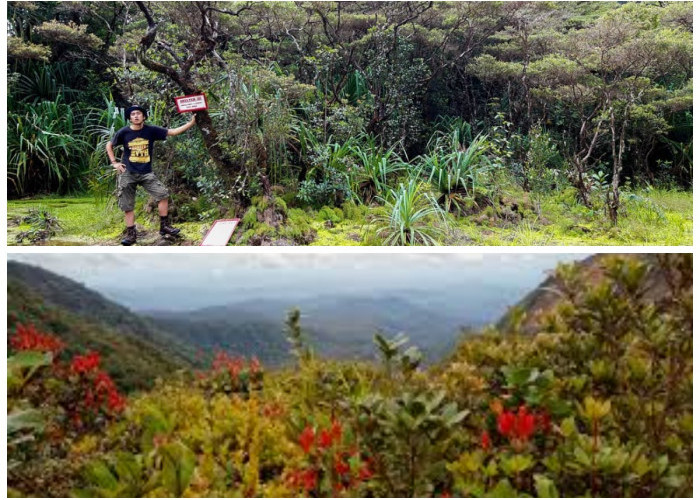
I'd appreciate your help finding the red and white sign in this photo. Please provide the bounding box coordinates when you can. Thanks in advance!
[174,94,208,113]
[200,219,240,246]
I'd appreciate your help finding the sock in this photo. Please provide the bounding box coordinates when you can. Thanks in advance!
[160,216,168,224]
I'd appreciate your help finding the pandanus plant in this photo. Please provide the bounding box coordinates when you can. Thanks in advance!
[374,177,446,246]
[8,95,91,195]
[349,135,406,204]
[425,133,490,214]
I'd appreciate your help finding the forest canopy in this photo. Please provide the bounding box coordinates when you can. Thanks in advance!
[7,1,693,243]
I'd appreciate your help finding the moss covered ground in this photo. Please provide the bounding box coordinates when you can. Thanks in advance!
[7,188,692,246]
[7,195,207,246]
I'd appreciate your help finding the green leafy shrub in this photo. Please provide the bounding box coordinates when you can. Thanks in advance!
[297,171,350,209]
[523,126,565,194]
[441,255,692,497]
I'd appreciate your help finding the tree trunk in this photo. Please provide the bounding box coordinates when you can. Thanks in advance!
[571,157,591,208]
[609,106,627,225]
[135,1,239,178]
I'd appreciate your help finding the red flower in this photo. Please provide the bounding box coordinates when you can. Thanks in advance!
[497,411,516,436]
[107,390,126,412]
[94,371,115,393]
[330,419,342,443]
[319,429,334,449]
[212,351,244,377]
[10,323,64,353]
[84,389,95,408]
[481,430,491,450]
[515,406,536,441]
[228,360,244,380]
[358,462,373,481]
[299,425,315,454]
[212,351,228,371]
[334,458,350,476]
[302,469,317,491]
[498,406,537,442]
[71,351,101,374]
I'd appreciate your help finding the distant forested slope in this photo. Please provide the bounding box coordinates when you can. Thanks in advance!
[8,262,194,390]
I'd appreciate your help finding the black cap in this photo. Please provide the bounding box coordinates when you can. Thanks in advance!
[125,105,148,120]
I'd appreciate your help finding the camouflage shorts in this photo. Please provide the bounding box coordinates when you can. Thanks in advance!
[116,171,169,212]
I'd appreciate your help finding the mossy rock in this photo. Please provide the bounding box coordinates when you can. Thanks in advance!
[317,206,344,223]
[239,223,277,245]
[341,201,368,222]
[241,206,261,229]
[239,202,315,245]
[283,208,316,244]
[498,193,534,216]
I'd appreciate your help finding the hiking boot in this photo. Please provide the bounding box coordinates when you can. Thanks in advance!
[121,226,137,246]
[160,216,181,237]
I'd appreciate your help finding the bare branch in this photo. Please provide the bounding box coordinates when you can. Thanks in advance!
[135,1,157,50]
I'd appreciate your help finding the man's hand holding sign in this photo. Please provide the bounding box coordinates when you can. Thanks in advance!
[174,94,208,113]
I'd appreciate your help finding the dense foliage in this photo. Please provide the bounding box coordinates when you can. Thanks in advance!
[7,254,692,496]
[7,2,692,243]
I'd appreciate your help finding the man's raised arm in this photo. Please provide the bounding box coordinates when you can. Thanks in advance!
[167,115,197,136]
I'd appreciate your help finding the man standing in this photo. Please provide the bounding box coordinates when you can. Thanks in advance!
[106,105,197,245]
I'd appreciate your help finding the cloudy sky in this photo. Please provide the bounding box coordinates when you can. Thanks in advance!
[8,252,585,310]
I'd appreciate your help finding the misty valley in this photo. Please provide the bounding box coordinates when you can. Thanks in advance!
[8,260,537,368]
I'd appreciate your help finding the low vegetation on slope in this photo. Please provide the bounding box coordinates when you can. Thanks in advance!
[7,275,191,392]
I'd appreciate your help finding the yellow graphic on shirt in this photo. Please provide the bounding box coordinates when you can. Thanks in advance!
[127,137,151,163]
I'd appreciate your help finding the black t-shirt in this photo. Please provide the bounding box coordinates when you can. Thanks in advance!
[110,124,168,174]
